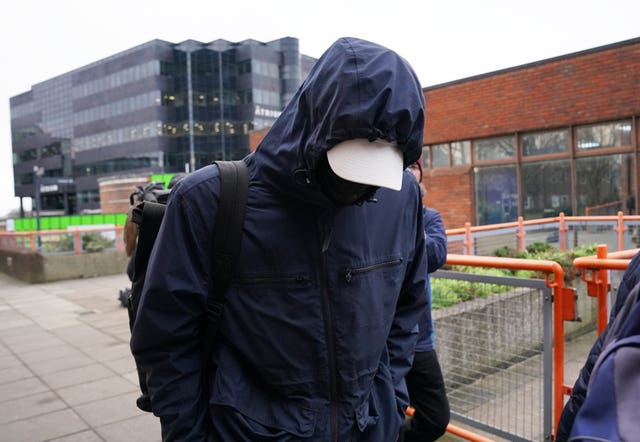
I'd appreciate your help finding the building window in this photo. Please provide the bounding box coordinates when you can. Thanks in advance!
[522,129,569,156]
[474,136,516,162]
[238,59,252,75]
[421,146,430,168]
[576,120,632,150]
[522,160,572,219]
[475,164,517,225]
[576,153,630,215]
[451,141,471,165]
[423,140,470,168]
[431,143,449,167]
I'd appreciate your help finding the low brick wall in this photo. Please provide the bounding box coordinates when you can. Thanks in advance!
[0,249,129,283]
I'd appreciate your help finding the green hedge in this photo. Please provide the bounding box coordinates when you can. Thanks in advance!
[432,242,598,309]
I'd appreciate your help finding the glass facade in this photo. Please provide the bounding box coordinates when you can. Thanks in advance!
[10,37,316,213]
[425,120,636,225]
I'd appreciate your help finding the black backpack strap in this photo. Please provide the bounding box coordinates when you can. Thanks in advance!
[128,200,166,413]
[130,201,166,314]
[203,160,248,356]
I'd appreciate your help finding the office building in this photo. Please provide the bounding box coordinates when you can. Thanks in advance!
[10,37,316,214]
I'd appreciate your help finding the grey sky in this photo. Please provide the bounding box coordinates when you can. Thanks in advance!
[2,0,639,217]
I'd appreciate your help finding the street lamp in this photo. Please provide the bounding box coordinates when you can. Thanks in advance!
[33,166,44,248]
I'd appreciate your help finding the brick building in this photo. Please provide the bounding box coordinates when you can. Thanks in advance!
[423,36,640,229]
[251,36,640,230]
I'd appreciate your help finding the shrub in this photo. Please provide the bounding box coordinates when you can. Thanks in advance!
[490,243,597,282]
[82,233,116,253]
[432,243,598,309]
[41,234,74,253]
[526,242,554,254]
[432,266,513,309]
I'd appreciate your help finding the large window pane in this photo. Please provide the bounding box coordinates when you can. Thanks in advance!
[575,154,631,215]
[522,129,568,156]
[576,121,632,150]
[421,146,430,168]
[522,160,571,219]
[474,136,516,162]
[431,144,449,167]
[475,165,517,225]
[451,141,471,165]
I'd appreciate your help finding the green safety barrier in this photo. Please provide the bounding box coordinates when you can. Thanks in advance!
[12,172,174,232]
[150,173,177,189]
[12,213,128,232]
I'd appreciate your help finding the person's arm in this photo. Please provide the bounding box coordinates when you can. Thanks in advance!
[130,175,217,441]
[123,205,139,258]
[423,207,447,273]
[387,190,429,414]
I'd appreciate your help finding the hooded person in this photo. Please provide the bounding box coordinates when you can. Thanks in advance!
[131,37,428,441]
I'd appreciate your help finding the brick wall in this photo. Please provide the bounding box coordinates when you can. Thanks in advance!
[99,176,149,214]
[423,166,473,230]
[424,39,640,143]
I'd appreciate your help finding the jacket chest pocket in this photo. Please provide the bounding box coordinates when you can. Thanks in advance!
[333,256,405,335]
[341,257,404,284]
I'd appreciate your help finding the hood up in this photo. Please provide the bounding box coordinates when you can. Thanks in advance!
[251,37,425,205]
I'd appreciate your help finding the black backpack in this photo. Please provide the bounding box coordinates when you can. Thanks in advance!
[127,160,249,412]
[129,181,170,206]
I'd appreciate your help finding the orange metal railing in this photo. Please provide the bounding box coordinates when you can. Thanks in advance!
[406,406,496,442]
[585,200,623,217]
[446,211,640,254]
[573,245,638,334]
[5,211,640,257]
[0,226,124,254]
[445,254,570,435]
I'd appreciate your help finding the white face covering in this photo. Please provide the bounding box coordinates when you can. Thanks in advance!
[326,139,404,191]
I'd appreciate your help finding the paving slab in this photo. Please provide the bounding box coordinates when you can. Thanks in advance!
[0,271,162,441]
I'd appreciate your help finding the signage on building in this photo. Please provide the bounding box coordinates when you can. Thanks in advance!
[254,105,282,119]
[39,177,75,194]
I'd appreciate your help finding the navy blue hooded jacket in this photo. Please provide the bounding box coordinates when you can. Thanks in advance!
[131,37,428,441]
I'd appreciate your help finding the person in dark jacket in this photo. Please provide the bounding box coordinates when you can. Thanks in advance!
[130,37,428,441]
[556,250,640,440]
[401,162,450,441]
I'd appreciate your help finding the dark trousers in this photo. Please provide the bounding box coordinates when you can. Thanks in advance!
[403,350,450,442]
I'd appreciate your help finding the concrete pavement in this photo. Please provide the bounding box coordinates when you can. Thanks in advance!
[0,271,596,441]
[0,271,159,441]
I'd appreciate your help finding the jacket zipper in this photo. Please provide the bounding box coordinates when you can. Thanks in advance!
[343,258,403,283]
[317,217,339,442]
